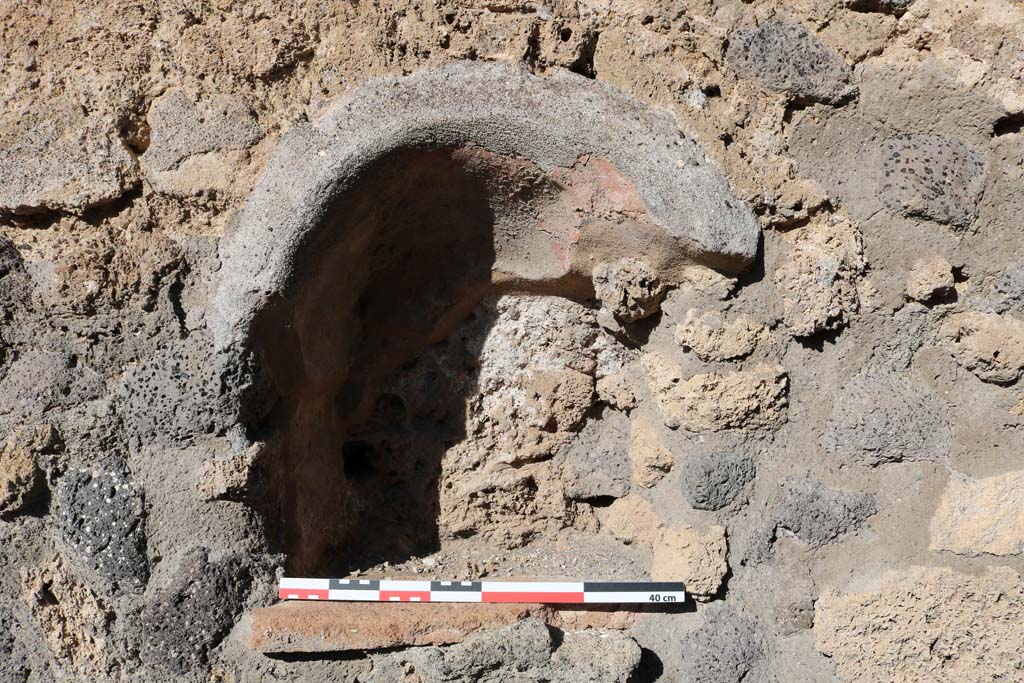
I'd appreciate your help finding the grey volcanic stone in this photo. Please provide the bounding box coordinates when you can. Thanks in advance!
[59,463,148,589]
[560,409,631,501]
[142,90,263,173]
[822,367,951,465]
[680,451,755,511]
[726,20,855,105]
[211,61,761,352]
[680,604,766,683]
[771,477,877,548]
[985,260,1024,313]
[118,332,253,448]
[879,134,985,229]
[368,618,642,683]
[549,629,642,683]
[140,548,251,674]
[0,603,28,683]
[0,102,139,215]
[444,617,553,678]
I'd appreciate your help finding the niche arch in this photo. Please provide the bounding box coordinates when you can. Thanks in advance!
[210,62,759,574]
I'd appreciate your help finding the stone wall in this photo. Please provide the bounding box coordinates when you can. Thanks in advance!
[2,1,1024,682]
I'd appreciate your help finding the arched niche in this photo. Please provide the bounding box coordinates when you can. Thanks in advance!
[210,62,759,574]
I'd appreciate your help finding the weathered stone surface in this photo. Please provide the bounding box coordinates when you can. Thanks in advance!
[58,463,148,588]
[0,425,56,518]
[141,548,250,673]
[905,255,955,302]
[679,604,766,683]
[549,628,643,683]
[985,260,1024,314]
[674,309,764,362]
[118,333,242,448]
[560,410,631,500]
[822,367,951,465]
[680,451,755,511]
[930,469,1024,556]
[0,101,139,215]
[251,601,549,653]
[774,219,865,338]
[726,20,855,104]
[643,353,788,432]
[652,524,728,599]
[592,258,666,323]
[366,617,642,683]
[600,495,661,545]
[815,567,1024,683]
[21,557,111,679]
[628,417,673,488]
[770,477,877,548]
[143,90,262,173]
[939,311,1024,385]
[879,134,986,229]
[0,603,29,683]
[197,441,262,502]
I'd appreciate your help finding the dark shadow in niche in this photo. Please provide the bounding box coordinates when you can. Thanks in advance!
[243,146,596,577]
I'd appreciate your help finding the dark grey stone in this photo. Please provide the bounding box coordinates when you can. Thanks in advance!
[726,20,855,105]
[822,367,951,465]
[879,134,985,229]
[845,0,915,16]
[771,477,877,548]
[680,605,766,683]
[560,409,631,501]
[118,332,254,448]
[58,463,148,589]
[140,548,251,674]
[680,451,755,511]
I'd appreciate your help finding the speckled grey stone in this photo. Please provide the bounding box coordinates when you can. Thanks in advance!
[560,409,631,501]
[58,463,148,589]
[726,20,855,105]
[770,477,877,548]
[142,90,263,173]
[118,331,254,448]
[140,548,251,675]
[980,260,1024,314]
[680,604,766,683]
[879,134,985,229]
[821,367,951,465]
[680,451,755,511]
[0,103,139,215]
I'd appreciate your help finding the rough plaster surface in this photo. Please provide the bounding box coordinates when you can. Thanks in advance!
[2,1,1024,681]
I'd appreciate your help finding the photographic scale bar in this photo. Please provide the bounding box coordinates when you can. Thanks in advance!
[279,578,686,604]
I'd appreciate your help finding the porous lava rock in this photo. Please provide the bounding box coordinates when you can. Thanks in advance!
[726,19,856,104]
[140,548,251,674]
[879,134,986,229]
[816,567,1024,683]
[680,451,756,511]
[58,463,148,588]
[679,604,767,683]
[822,367,951,465]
